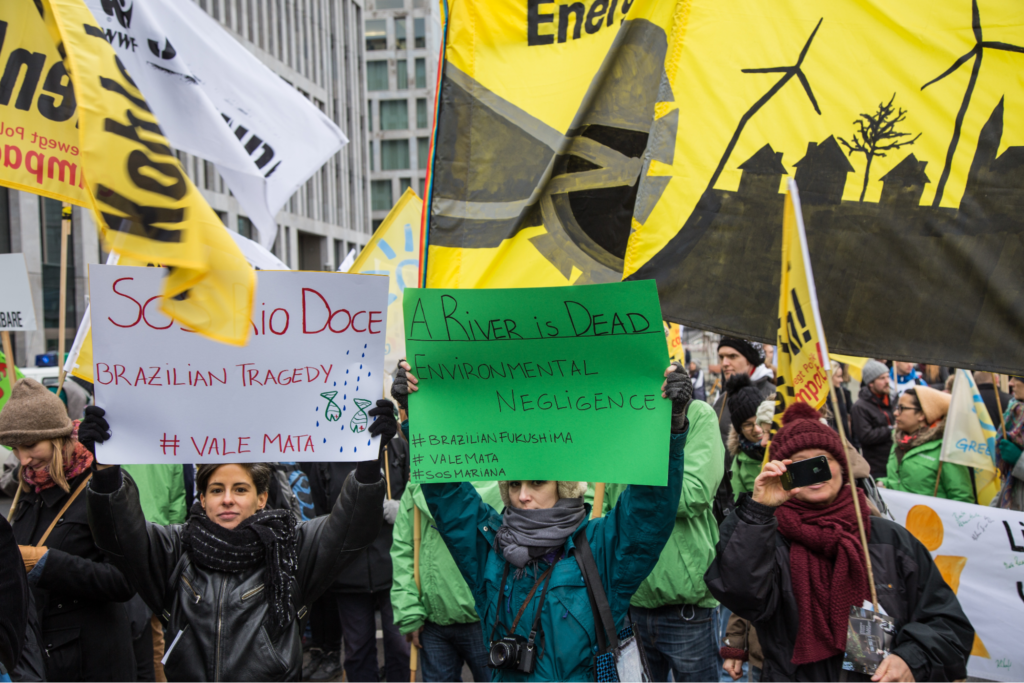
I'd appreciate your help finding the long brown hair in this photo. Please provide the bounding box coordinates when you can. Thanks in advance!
[19,437,75,493]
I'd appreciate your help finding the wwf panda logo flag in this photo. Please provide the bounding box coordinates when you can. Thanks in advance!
[85,0,349,249]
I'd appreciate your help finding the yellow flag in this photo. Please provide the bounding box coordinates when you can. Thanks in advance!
[0,2,91,206]
[769,179,831,453]
[664,322,684,364]
[350,188,422,371]
[39,0,254,345]
[424,0,678,289]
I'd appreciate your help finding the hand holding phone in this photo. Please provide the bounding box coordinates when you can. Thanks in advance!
[752,455,833,507]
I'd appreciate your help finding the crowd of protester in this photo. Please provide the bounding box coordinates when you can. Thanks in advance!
[1,336,1019,682]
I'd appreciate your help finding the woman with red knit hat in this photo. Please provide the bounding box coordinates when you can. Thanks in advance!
[705,402,974,682]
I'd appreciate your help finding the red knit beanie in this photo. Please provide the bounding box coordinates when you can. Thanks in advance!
[770,402,846,474]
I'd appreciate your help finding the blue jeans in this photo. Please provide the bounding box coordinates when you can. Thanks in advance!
[419,621,491,682]
[631,605,720,682]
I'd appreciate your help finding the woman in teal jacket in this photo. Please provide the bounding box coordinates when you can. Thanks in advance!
[392,361,691,681]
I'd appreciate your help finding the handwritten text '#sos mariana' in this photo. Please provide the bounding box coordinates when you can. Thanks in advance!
[104,277,384,337]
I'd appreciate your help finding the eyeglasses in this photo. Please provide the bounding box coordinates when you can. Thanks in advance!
[893,404,918,414]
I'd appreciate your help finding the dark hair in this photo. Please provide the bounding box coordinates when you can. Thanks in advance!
[196,463,274,495]
[902,388,922,411]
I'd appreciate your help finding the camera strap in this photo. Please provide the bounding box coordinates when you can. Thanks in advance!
[488,559,559,646]
[572,528,619,654]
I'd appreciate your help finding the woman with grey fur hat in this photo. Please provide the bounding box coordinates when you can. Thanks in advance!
[0,378,136,681]
[391,359,692,681]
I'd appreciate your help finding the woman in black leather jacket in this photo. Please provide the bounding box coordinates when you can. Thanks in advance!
[81,402,393,682]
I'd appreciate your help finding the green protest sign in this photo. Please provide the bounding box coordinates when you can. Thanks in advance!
[403,281,670,485]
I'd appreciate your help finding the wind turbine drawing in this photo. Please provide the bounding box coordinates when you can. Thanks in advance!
[704,18,824,194]
[921,0,1024,206]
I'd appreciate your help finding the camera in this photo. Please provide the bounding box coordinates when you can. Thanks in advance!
[488,634,537,673]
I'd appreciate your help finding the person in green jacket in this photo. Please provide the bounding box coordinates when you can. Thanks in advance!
[391,481,504,681]
[880,385,974,502]
[121,464,188,525]
[392,360,693,681]
[600,397,723,681]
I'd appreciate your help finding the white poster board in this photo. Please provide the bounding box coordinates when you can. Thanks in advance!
[0,253,38,331]
[883,489,1024,682]
[90,265,388,463]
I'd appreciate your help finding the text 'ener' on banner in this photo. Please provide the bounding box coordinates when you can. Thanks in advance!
[403,281,670,485]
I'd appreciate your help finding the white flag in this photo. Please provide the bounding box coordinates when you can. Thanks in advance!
[86,0,348,249]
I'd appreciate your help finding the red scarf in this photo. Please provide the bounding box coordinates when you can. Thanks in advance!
[775,484,872,665]
[22,440,94,493]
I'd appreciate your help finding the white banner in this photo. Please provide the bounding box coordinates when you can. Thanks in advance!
[883,489,1024,682]
[86,0,348,249]
[90,266,388,464]
[0,253,37,331]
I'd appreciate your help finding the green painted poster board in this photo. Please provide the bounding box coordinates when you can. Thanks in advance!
[403,281,670,484]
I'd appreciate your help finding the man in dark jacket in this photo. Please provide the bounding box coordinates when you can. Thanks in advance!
[0,516,28,677]
[974,371,1011,428]
[851,360,895,480]
[310,431,411,683]
[713,339,775,443]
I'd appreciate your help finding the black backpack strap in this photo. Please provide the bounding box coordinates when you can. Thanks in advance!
[573,527,618,654]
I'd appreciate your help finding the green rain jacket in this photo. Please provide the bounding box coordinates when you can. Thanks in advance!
[121,464,187,525]
[422,432,687,682]
[880,422,974,503]
[391,481,505,634]
[602,400,723,609]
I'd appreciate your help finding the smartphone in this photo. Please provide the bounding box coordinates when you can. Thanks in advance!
[780,455,832,490]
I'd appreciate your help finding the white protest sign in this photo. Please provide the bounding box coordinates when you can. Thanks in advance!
[0,253,37,331]
[90,266,388,463]
[883,489,1024,682]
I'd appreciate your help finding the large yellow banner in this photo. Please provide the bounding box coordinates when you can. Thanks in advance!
[38,0,254,345]
[0,2,90,206]
[350,187,422,372]
[769,180,831,445]
[424,0,679,289]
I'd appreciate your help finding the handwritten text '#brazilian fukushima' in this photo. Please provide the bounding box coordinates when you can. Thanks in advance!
[409,294,652,342]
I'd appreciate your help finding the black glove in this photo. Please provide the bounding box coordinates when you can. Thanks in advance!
[391,361,410,411]
[78,406,110,456]
[357,400,398,484]
[663,362,693,433]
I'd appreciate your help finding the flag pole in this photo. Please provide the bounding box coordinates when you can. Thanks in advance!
[933,461,944,497]
[410,505,422,682]
[992,374,1008,438]
[1,331,15,386]
[826,383,879,611]
[590,483,605,519]
[56,203,72,396]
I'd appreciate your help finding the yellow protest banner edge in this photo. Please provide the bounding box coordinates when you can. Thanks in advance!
[351,187,422,273]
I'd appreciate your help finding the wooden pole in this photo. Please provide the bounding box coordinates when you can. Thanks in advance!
[6,480,21,523]
[384,444,393,500]
[1,330,16,386]
[827,384,879,611]
[55,204,72,396]
[590,482,605,519]
[410,504,422,682]
[933,460,944,497]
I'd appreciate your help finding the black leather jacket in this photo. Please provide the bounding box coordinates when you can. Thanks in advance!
[87,468,385,681]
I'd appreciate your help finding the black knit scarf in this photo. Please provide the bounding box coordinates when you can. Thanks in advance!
[181,503,298,629]
[737,436,766,461]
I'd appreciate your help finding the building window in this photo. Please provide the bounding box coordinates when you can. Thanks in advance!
[416,98,428,129]
[396,60,408,90]
[419,177,425,197]
[395,18,407,49]
[369,141,374,171]
[376,0,404,7]
[414,18,426,48]
[418,137,430,170]
[238,216,253,239]
[39,198,75,336]
[371,180,393,210]
[372,219,384,232]
[400,178,413,194]
[415,58,427,88]
[382,140,411,170]
[380,100,408,130]
[367,60,389,90]
[0,188,10,253]
[365,19,387,50]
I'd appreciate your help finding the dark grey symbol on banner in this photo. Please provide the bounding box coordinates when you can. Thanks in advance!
[100,0,133,29]
[222,114,282,178]
[148,38,176,61]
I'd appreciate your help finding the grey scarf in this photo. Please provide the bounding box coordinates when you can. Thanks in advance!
[493,498,586,572]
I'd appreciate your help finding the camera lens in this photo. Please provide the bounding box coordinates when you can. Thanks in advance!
[489,642,511,668]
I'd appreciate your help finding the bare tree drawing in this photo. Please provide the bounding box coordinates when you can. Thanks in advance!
[839,94,921,201]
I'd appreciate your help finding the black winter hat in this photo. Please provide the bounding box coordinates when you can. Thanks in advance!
[718,338,765,369]
[726,374,763,432]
